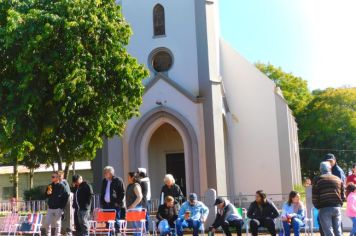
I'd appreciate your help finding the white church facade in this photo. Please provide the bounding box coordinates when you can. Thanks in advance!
[93,0,302,199]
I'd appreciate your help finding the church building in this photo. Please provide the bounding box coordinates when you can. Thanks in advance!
[93,0,302,199]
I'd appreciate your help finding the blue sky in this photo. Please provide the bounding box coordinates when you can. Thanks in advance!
[219,0,356,90]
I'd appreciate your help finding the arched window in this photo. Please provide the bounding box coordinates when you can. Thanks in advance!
[153,4,165,36]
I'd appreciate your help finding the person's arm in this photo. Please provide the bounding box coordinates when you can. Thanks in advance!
[341,182,346,202]
[172,206,178,221]
[201,203,209,221]
[128,184,143,209]
[100,179,106,205]
[85,184,94,206]
[178,203,186,219]
[176,185,185,202]
[211,214,221,229]
[312,179,320,209]
[247,203,255,219]
[59,184,69,209]
[270,201,280,219]
[349,195,356,212]
[297,203,305,220]
[220,204,234,222]
[114,178,125,207]
[156,205,164,221]
[281,203,288,218]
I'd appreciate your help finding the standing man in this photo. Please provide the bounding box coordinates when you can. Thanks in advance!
[100,166,125,229]
[209,197,244,236]
[324,153,346,183]
[44,171,70,236]
[58,170,74,236]
[72,174,94,236]
[312,162,345,236]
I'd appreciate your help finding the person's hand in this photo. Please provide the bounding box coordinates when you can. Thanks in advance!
[211,228,216,233]
[201,217,207,222]
[281,216,287,221]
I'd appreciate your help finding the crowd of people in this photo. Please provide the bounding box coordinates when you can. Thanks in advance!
[42,153,356,236]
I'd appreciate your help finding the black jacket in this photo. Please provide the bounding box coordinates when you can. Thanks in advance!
[74,181,94,211]
[156,203,178,226]
[140,181,148,208]
[46,182,69,209]
[161,184,185,204]
[247,200,279,220]
[100,176,125,208]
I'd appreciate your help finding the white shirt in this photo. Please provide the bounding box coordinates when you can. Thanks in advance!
[104,180,111,203]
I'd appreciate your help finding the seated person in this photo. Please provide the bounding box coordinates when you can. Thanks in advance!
[247,190,279,236]
[176,193,209,236]
[156,196,178,236]
[281,191,305,236]
[209,197,244,236]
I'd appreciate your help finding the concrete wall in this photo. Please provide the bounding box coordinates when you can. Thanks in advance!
[219,39,283,196]
[0,170,93,200]
[148,123,184,199]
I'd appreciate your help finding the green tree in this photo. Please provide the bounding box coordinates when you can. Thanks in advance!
[299,88,356,177]
[255,62,312,116]
[0,0,148,197]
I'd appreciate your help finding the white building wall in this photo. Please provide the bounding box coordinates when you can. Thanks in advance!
[219,40,283,196]
[121,0,200,95]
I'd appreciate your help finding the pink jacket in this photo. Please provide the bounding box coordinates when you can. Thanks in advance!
[347,192,356,217]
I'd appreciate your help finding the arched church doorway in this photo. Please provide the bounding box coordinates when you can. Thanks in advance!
[148,123,186,199]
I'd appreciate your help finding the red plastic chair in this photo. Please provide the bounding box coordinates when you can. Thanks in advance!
[119,208,147,236]
[89,209,117,236]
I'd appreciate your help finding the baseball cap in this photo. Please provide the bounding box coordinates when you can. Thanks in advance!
[214,197,224,205]
[324,153,336,161]
[189,193,198,201]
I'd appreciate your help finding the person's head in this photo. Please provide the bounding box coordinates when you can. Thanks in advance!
[165,196,175,208]
[51,172,60,184]
[164,174,175,187]
[352,163,356,174]
[303,178,312,187]
[214,197,225,209]
[287,191,300,206]
[324,153,336,167]
[320,161,332,175]
[255,190,267,204]
[137,168,147,178]
[104,166,115,180]
[128,172,140,184]
[188,193,198,206]
[57,170,64,181]
[72,174,83,187]
[347,183,356,193]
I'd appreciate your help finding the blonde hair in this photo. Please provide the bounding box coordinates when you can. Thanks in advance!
[164,174,175,184]
[165,196,174,203]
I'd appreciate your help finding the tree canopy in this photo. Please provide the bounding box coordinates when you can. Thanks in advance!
[0,0,148,174]
[255,62,312,116]
[298,87,356,176]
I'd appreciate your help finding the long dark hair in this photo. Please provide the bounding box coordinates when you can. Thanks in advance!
[128,172,141,183]
[288,191,299,206]
[256,190,267,202]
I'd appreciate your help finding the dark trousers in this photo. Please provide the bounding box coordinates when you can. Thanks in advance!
[74,209,80,235]
[221,219,244,236]
[250,218,276,236]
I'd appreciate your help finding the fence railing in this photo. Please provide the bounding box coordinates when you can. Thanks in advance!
[0,193,303,215]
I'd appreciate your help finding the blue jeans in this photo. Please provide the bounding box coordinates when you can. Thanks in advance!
[319,207,342,236]
[158,219,176,236]
[176,218,202,236]
[350,217,356,236]
[282,218,304,236]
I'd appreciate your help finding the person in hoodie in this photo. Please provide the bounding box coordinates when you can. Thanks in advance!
[138,168,151,230]
[346,184,356,236]
[72,174,94,236]
[209,197,244,236]
[247,190,279,236]
[281,191,305,236]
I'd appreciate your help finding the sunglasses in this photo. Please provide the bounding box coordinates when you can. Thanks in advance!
[51,176,57,178]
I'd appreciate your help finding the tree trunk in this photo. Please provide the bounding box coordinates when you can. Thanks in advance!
[29,168,34,189]
[13,157,19,199]
[55,144,63,171]
[63,161,72,180]
[72,161,76,175]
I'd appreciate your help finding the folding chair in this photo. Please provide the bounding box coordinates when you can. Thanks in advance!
[152,219,176,236]
[0,212,19,236]
[118,208,148,236]
[14,213,43,236]
[89,209,117,236]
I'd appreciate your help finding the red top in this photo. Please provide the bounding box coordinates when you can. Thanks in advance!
[347,174,356,185]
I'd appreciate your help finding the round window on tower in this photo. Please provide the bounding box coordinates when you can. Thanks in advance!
[150,48,173,73]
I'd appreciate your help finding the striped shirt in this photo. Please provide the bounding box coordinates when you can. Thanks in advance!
[312,173,345,209]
